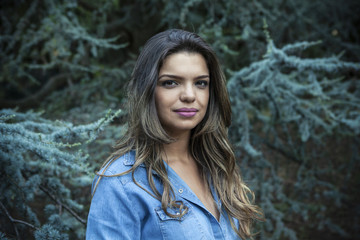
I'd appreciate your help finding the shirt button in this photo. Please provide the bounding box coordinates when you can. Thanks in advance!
[178,189,183,194]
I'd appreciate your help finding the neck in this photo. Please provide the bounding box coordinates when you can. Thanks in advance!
[162,130,192,163]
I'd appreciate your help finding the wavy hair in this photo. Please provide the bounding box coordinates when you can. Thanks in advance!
[94,29,263,239]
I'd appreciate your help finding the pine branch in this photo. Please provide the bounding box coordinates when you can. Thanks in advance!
[0,201,38,240]
[39,186,86,225]
[0,73,71,109]
[260,136,302,165]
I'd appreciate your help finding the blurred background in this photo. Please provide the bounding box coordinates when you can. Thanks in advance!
[0,0,359,239]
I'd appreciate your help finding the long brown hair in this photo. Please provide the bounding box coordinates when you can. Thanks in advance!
[93,29,263,239]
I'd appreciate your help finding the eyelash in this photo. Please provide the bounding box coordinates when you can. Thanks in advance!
[160,80,209,88]
[161,80,178,87]
[195,80,208,88]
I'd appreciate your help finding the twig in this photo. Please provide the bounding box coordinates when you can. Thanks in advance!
[39,185,86,225]
[0,73,71,109]
[0,201,38,240]
[257,135,304,165]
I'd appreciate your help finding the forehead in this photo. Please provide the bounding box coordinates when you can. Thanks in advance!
[159,52,209,76]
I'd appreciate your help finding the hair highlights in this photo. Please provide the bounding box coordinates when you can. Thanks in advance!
[95,29,263,239]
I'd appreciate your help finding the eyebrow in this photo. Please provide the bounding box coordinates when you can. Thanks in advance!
[158,74,210,80]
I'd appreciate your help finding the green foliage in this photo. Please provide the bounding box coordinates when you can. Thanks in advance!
[228,38,359,239]
[0,0,130,113]
[0,0,359,239]
[0,109,122,239]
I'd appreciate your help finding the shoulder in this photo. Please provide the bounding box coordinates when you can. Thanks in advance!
[87,151,144,239]
[90,150,162,205]
[93,150,153,190]
[98,150,137,176]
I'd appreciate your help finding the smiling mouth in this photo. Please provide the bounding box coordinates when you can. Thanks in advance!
[174,108,198,117]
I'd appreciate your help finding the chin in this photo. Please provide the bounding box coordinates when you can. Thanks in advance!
[163,124,199,135]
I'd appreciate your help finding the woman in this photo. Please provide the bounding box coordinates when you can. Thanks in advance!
[86,29,262,240]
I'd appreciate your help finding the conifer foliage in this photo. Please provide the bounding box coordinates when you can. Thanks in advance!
[1,0,359,239]
[228,36,360,239]
[0,109,121,239]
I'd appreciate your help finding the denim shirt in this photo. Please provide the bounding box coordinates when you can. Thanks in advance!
[86,151,241,240]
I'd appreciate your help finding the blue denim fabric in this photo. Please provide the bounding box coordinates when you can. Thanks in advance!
[86,151,241,240]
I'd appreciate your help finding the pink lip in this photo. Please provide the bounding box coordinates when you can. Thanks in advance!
[174,108,198,117]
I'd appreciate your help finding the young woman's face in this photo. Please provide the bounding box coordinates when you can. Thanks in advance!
[155,52,210,136]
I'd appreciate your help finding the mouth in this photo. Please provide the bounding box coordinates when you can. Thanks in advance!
[174,108,198,117]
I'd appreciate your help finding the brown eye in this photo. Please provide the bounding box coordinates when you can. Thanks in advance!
[196,80,208,88]
[161,80,178,88]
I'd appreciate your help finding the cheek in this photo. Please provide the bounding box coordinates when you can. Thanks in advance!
[156,90,177,107]
[154,89,164,109]
[202,90,210,107]
[202,92,210,117]
[154,90,174,117]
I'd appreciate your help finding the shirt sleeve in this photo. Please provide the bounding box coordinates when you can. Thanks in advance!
[86,174,141,240]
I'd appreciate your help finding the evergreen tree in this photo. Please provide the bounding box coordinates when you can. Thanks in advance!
[1,0,359,239]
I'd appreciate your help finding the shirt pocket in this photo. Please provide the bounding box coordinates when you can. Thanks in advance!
[155,203,208,240]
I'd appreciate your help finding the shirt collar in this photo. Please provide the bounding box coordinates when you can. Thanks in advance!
[122,151,221,208]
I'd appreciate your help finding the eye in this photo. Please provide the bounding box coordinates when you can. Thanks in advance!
[195,80,209,89]
[160,80,178,88]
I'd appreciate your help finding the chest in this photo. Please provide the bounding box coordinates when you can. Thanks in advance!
[124,172,240,240]
[138,198,239,240]
[168,162,220,220]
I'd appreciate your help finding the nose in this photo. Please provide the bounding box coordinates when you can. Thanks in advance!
[180,84,195,103]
